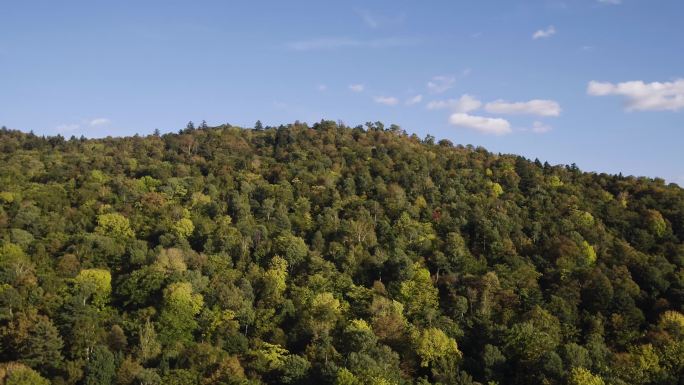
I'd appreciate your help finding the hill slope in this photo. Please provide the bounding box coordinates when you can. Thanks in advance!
[0,122,682,385]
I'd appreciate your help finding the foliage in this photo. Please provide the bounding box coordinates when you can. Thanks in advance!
[0,122,682,384]
[95,213,134,238]
[74,268,112,308]
[0,363,50,385]
[568,367,604,385]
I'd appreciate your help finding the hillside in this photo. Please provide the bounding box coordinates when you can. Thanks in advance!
[0,121,682,385]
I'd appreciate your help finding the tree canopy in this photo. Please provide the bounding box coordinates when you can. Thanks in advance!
[0,122,682,384]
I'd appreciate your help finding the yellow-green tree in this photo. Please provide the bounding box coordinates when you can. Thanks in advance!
[568,367,604,385]
[74,268,112,308]
[412,327,462,382]
[95,213,134,238]
[158,282,204,345]
[399,264,439,325]
[0,362,50,385]
[308,292,341,338]
[172,218,195,238]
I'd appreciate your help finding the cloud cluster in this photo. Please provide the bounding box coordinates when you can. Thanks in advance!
[532,26,556,40]
[587,79,684,111]
[485,99,561,116]
[426,94,558,135]
[352,74,563,135]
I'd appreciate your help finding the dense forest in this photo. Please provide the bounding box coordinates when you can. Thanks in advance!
[0,121,682,385]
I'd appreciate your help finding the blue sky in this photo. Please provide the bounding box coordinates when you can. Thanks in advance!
[1,0,683,184]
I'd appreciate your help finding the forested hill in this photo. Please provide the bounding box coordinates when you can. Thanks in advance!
[0,121,682,385]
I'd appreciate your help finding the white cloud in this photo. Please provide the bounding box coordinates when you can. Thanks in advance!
[485,99,561,116]
[598,0,622,4]
[374,96,400,106]
[286,37,416,51]
[448,113,512,135]
[531,121,553,133]
[405,94,423,105]
[587,79,684,111]
[427,75,455,93]
[317,84,328,91]
[349,84,365,92]
[427,94,482,113]
[532,26,556,40]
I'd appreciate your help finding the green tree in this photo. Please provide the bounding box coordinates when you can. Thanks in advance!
[274,233,308,267]
[84,345,116,385]
[138,319,161,363]
[17,315,63,373]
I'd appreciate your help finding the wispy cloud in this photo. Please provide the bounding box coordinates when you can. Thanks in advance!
[405,94,423,106]
[531,121,553,134]
[449,113,512,135]
[427,94,482,113]
[349,84,365,92]
[317,84,328,92]
[56,117,111,134]
[587,79,684,111]
[485,99,561,116]
[285,37,417,51]
[355,8,406,29]
[427,75,456,94]
[374,96,400,106]
[357,9,379,28]
[89,118,111,126]
[532,26,556,40]
[598,0,622,5]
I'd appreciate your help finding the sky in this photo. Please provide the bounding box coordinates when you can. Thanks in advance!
[1,0,683,184]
